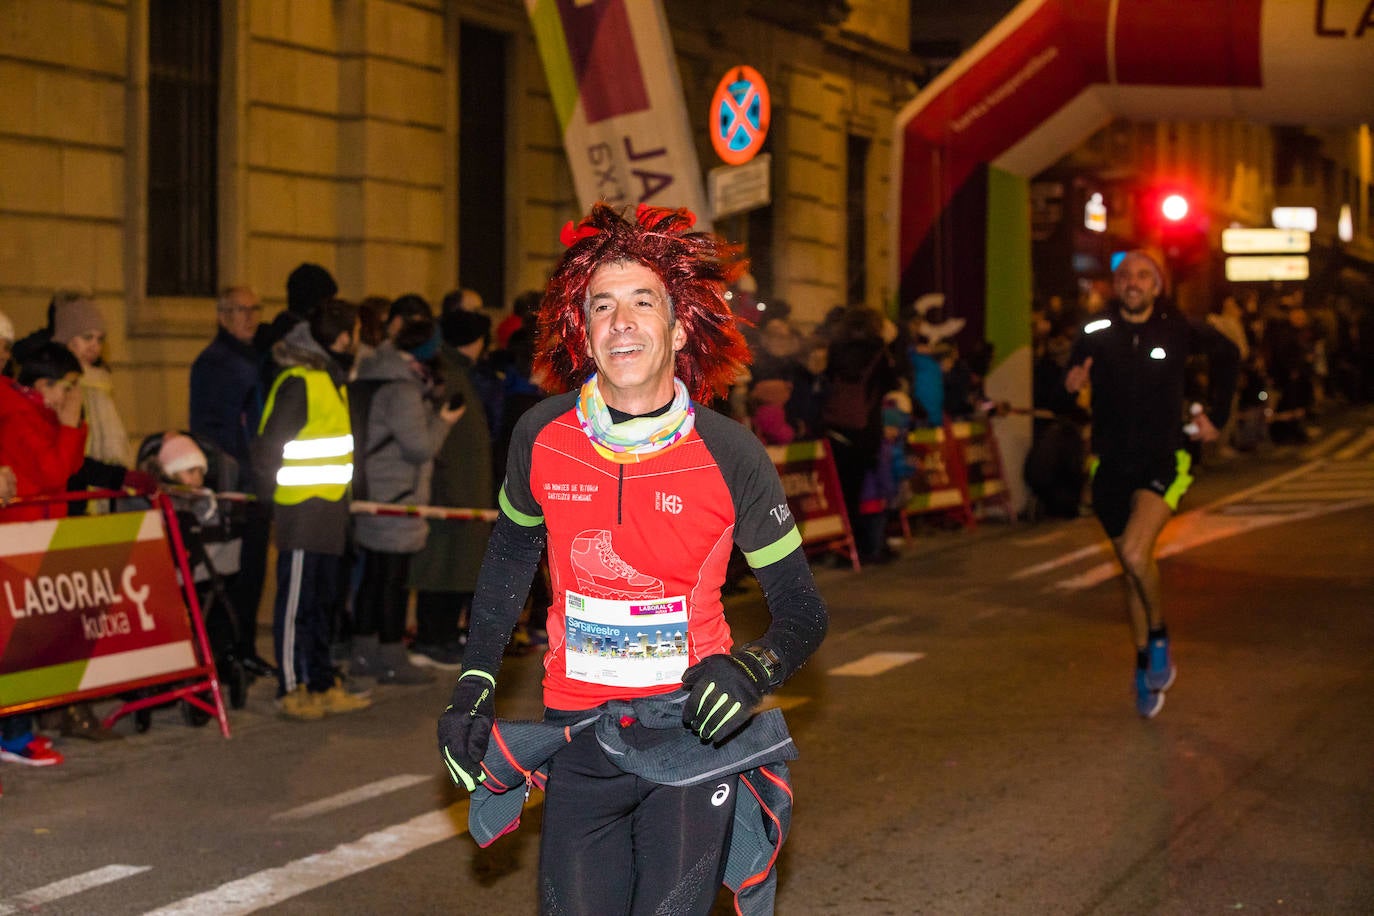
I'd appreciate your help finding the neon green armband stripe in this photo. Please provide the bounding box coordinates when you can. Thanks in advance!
[498,486,544,527]
[458,669,496,687]
[744,527,803,569]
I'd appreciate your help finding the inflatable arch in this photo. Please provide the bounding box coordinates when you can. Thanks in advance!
[892,0,1374,509]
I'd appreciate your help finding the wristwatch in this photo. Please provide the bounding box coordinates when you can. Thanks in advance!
[740,643,784,689]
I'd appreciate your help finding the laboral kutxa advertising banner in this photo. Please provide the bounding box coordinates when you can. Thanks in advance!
[526,0,710,225]
[0,510,197,709]
[766,440,850,545]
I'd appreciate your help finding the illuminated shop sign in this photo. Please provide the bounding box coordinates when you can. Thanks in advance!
[1083,192,1106,232]
[1225,255,1309,282]
[1221,228,1311,254]
[1271,207,1317,232]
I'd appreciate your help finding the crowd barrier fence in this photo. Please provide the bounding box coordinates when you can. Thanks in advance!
[900,418,1016,533]
[0,490,230,739]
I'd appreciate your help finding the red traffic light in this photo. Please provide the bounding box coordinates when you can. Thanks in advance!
[1160,194,1189,222]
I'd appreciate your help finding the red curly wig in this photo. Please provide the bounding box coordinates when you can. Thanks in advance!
[533,203,751,402]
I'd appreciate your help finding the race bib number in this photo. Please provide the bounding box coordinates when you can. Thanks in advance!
[563,590,690,687]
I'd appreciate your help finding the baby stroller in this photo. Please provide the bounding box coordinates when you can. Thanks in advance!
[129,431,252,729]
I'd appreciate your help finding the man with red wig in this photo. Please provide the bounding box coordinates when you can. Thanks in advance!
[438,203,828,914]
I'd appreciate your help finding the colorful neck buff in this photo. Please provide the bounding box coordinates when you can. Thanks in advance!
[576,374,695,464]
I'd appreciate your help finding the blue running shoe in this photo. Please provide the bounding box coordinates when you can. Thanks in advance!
[1135,668,1164,719]
[1145,634,1177,692]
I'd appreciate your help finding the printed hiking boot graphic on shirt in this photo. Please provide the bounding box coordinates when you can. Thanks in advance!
[569,529,665,599]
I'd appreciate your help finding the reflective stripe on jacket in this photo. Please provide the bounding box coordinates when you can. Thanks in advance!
[260,366,352,505]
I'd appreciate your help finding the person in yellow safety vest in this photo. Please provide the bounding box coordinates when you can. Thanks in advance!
[253,300,371,721]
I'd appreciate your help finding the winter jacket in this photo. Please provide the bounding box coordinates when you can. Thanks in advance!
[251,322,352,556]
[467,692,796,916]
[190,326,263,486]
[0,376,88,522]
[350,341,450,553]
[407,345,492,593]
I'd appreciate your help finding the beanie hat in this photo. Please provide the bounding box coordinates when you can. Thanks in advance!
[441,309,491,347]
[53,297,106,345]
[0,309,13,342]
[158,434,208,477]
[286,263,338,317]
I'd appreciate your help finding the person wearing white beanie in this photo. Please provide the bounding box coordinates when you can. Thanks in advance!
[157,433,209,487]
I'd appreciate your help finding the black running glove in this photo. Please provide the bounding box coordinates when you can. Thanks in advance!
[681,651,769,743]
[437,669,495,792]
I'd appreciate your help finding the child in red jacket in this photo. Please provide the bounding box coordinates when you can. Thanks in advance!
[0,342,87,522]
[0,342,88,769]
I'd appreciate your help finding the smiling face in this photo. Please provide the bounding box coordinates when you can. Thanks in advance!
[1113,253,1161,321]
[584,260,685,414]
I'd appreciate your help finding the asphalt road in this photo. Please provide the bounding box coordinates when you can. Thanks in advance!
[3,412,1372,915]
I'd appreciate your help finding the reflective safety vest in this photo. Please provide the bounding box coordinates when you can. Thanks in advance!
[260,366,353,505]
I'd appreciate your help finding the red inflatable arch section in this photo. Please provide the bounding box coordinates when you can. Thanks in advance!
[893,0,1374,329]
[891,0,1374,511]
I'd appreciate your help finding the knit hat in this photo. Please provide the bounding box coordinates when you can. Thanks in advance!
[441,309,491,347]
[158,434,208,476]
[286,263,338,316]
[53,297,106,344]
[0,309,13,342]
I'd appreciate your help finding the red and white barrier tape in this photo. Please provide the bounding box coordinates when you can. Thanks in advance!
[160,486,499,522]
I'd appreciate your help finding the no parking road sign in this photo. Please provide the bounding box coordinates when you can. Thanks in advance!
[710,65,770,166]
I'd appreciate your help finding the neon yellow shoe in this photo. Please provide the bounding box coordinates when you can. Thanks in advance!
[277,686,325,721]
[320,682,372,714]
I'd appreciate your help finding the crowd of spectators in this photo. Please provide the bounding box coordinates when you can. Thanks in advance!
[3,259,1371,764]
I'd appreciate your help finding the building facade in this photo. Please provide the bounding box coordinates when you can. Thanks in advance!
[0,0,920,447]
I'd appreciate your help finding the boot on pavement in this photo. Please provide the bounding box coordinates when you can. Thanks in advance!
[377,641,435,685]
[350,634,385,680]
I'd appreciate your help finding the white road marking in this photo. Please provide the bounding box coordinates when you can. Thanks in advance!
[1247,487,1371,502]
[142,804,468,916]
[1334,429,1374,461]
[829,651,925,676]
[1010,543,1108,580]
[271,774,431,821]
[1018,456,1374,590]
[825,614,907,644]
[0,865,151,915]
[1053,497,1374,591]
[1012,529,1070,547]
[1300,428,1354,460]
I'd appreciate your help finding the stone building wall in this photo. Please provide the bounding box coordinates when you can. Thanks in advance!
[0,0,917,448]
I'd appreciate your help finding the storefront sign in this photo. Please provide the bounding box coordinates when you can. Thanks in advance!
[1222,227,1310,254]
[1271,207,1317,232]
[1225,254,1310,282]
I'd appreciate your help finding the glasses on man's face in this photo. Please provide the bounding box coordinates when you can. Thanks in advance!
[222,305,262,316]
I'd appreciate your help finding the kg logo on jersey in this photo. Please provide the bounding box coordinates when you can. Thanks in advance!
[655,491,683,515]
